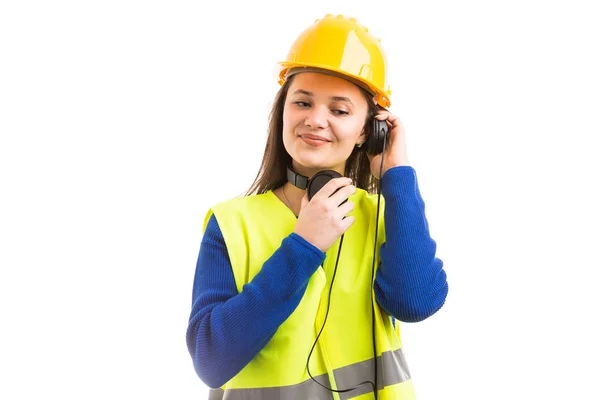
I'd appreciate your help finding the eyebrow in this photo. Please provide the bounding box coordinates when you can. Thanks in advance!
[292,89,354,106]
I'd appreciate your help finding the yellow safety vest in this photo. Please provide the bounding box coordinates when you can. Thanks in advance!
[202,188,416,400]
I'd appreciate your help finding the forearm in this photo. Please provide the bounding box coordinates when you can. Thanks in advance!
[186,216,325,388]
[374,166,448,322]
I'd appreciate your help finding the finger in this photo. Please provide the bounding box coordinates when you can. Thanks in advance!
[375,110,401,129]
[385,113,401,130]
[339,215,355,232]
[374,111,388,120]
[313,176,353,200]
[336,200,355,218]
[328,183,356,207]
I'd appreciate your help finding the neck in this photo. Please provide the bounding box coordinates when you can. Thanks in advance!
[283,162,345,215]
[282,181,304,216]
[290,163,345,183]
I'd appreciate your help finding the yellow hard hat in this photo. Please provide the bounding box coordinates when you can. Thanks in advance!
[277,14,392,108]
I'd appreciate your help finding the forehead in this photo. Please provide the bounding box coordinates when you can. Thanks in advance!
[288,72,366,102]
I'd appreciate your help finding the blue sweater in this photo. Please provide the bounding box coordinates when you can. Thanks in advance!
[186,166,448,389]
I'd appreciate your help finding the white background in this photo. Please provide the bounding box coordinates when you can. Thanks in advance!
[1,1,599,399]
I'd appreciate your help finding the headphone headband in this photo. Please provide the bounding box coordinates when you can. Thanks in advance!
[286,165,309,190]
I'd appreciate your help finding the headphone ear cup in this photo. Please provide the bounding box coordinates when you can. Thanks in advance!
[307,170,344,202]
[366,119,388,155]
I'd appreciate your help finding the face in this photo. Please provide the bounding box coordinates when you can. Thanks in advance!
[282,72,369,177]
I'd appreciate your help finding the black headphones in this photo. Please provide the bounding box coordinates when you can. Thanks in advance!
[365,117,389,156]
[286,117,389,399]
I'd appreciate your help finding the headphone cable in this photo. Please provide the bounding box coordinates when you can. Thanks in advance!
[306,233,378,396]
[306,132,387,399]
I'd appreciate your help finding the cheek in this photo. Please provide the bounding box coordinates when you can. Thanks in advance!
[281,110,297,151]
[337,119,365,143]
[281,117,293,144]
[282,109,304,140]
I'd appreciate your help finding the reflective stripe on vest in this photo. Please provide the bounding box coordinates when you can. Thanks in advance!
[207,348,410,400]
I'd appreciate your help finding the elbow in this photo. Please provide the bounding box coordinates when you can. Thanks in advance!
[397,293,447,322]
[194,367,226,390]
[186,322,228,389]
[404,281,449,322]
[376,279,449,323]
[191,354,228,390]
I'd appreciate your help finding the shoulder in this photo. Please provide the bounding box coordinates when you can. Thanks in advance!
[202,191,275,233]
[212,191,274,213]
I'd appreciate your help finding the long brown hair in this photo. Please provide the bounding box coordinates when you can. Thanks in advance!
[245,74,382,196]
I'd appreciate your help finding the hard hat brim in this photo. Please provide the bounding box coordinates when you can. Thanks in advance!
[278,62,391,108]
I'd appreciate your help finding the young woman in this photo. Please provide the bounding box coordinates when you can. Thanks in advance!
[186,14,448,400]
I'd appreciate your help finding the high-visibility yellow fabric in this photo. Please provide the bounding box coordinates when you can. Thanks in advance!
[203,188,415,399]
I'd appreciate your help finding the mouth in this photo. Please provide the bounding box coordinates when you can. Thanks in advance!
[299,134,331,147]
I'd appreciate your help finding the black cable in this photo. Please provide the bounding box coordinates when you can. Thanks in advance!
[370,130,388,399]
[305,133,388,399]
[306,233,378,395]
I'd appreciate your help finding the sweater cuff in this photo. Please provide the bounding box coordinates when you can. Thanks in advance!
[288,232,326,259]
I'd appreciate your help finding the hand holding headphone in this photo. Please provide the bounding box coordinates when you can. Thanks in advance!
[294,176,356,253]
[367,112,409,179]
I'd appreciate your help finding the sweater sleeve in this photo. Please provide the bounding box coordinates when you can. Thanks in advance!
[186,214,326,389]
[373,166,449,322]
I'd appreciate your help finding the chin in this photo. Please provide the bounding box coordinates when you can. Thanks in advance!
[294,156,338,173]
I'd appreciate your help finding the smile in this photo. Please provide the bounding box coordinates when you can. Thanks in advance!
[300,135,331,147]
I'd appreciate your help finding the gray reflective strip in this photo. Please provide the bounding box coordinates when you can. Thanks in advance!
[336,348,411,400]
[209,349,410,400]
[220,373,333,400]
[208,389,223,400]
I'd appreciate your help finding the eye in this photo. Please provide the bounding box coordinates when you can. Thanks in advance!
[294,101,310,108]
[332,109,349,116]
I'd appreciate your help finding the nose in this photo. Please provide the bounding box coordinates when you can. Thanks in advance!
[304,105,328,130]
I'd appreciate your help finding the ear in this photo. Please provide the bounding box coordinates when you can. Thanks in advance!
[356,130,368,147]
